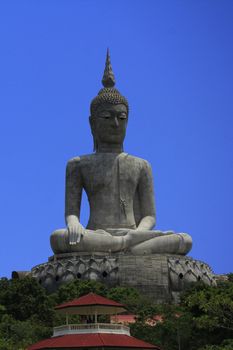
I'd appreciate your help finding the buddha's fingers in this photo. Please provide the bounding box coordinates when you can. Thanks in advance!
[76,234,81,244]
[80,227,86,235]
[69,228,76,245]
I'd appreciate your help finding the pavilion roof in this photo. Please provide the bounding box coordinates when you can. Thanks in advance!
[27,333,160,350]
[55,292,126,315]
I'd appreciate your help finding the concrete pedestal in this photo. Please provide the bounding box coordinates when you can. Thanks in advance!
[30,253,216,303]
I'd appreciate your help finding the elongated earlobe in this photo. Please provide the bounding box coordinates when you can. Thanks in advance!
[89,116,97,152]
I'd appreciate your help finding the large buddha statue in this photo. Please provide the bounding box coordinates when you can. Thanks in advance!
[50,50,192,256]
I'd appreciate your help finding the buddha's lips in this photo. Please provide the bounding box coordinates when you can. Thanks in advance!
[109,130,124,135]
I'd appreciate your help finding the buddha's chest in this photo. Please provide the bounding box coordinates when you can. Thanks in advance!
[80,154,141,195]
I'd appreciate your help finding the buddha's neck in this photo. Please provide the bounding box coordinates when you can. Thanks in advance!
[97,143,123,153]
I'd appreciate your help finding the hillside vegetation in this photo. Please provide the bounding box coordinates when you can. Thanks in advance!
[0,276,232,350]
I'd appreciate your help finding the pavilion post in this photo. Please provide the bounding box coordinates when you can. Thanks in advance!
[95,309,97,323]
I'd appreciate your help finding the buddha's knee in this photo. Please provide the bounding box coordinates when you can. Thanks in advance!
[161,232,192,255]
[178,233,192,255]
[160,233,192,255]
[50,229,69,254]
[130,232,192,255]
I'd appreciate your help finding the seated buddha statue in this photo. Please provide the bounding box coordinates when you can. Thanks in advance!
[50,50,192,256]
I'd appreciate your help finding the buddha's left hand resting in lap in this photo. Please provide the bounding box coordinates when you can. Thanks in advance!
[50,50,192,256]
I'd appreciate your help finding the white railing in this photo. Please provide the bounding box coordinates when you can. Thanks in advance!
[53,323,130,337]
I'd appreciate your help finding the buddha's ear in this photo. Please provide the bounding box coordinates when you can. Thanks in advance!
[89,116,95,135]
[89,116,97,151]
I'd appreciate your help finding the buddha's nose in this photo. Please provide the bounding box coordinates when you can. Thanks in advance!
[114,116,119,127]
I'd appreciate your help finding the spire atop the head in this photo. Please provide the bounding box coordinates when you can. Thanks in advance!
[90,50,129,115]
[102,48,115,88]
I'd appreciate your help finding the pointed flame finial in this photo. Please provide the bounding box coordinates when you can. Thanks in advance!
[90,49,129,116]
[101,48,116,88]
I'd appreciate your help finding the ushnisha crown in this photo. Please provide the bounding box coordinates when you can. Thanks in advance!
[90,49,129,115]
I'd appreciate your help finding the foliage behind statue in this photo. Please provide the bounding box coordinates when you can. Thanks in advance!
[0,276,232,350]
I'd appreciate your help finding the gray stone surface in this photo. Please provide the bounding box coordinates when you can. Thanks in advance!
[31,253,216,302]
[50,49,192,257]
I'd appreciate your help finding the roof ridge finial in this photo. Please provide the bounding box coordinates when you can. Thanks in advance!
[101,48,116,88]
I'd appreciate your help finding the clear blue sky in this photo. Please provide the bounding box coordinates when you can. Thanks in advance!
[0,0,232,278]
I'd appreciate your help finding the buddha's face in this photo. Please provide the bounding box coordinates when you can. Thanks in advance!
[90,103,128,149]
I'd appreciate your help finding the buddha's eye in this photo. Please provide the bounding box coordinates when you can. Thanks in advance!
[99,112,111,119]
[119,112,127,119]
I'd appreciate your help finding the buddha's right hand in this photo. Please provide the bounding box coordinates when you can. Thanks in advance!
[66,215,86,245]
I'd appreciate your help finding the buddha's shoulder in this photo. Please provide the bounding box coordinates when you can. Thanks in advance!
[66,154,98,168]
[66,153,152,170]
[124,153,152,169]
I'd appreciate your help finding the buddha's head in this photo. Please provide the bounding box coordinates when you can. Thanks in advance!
[90,50,129,152]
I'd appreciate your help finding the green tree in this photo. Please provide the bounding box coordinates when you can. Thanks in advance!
[198,339,233,349]
[227,274,233,283]
[0,277,55,325]
[179,281,233,349]
[181,281,233,331]
[55,279,108,304]
[0,314,51,350]
[107,286,147,314]
[131,303,193,350]
[0,276,232,350]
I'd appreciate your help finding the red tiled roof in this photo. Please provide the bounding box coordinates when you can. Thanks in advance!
[55,292,125,310]
[110,314,137,324]
[27,333,160,349]
[110,314,164,326]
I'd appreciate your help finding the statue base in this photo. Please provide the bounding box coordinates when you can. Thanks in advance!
[30,253,216,303]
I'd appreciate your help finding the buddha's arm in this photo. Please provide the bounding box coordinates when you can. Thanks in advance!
[65,158,85,244]
[136,160,156,231]
[137,216,155,230]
